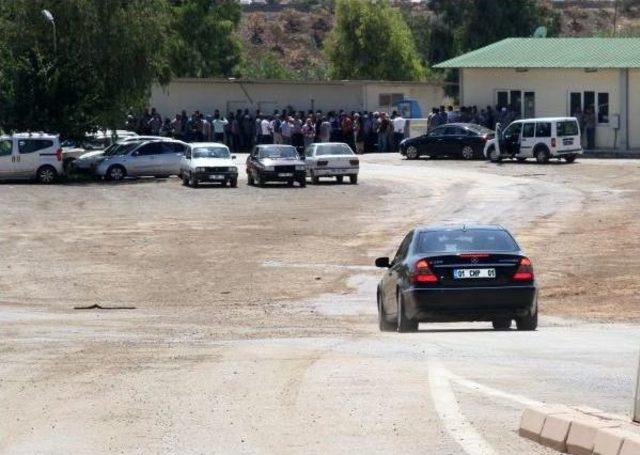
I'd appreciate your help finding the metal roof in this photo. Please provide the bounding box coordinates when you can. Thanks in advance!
[433,38,640,69]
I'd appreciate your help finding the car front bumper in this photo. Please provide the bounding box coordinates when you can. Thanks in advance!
[261,170,306,181]
[401,285,537,322]
[193,171,238,182]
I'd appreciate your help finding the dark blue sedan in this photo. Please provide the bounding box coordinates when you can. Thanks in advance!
[375,225,537,332]
[399,123,494,160]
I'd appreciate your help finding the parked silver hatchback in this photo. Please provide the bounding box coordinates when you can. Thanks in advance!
[95,139,188,181]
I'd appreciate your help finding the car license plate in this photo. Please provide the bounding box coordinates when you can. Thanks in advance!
[209,175,225,180]
[453,268,496,279]
[278,173,294,177]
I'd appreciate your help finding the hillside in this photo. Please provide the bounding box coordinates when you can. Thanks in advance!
[238,1,640,80]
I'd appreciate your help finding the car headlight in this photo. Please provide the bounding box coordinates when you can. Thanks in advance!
[295,165,305,171]
[229,166,238,172]
[196,167,206,173]
[264,166,274,171]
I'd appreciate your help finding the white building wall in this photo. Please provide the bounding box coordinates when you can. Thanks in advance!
[461,68,623,149]
[150,79,445,119]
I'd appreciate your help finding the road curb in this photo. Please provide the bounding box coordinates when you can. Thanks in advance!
[519,405,640,454]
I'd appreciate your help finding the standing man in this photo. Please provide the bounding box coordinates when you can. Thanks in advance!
[281,115,292,144]
[271,115,283,144]
[259,115,273,144]
[241,109,254,152]
[392,111,406,152]
[378,112,391,153]
[212,111,228,143]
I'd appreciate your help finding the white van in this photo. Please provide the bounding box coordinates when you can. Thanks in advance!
[0,133,64,183]
[484,117,583,163]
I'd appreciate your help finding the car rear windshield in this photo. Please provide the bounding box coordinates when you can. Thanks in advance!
[557,120,579,137]
[193,146,230,158]
[466,124,494,136]
[259,146,298,159]
[416,229,519,254]
[315,144,354,156]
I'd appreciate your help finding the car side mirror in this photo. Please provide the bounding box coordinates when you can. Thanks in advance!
[231,155,236,160]
[375,257,390,268]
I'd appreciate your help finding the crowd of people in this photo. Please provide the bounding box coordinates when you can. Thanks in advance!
[126,107,410,154]
[425,104,520,131]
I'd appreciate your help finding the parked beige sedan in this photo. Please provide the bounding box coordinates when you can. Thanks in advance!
[304,142,359,184]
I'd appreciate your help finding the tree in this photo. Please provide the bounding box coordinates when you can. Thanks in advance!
[325,0,427,81]
[0,0,172,139]
[169,0,242,78]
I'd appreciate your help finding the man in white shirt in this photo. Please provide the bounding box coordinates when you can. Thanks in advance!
[391,111,406,153]
[259,116,273,144]
[212,111,228,142]
[280,115,292,144]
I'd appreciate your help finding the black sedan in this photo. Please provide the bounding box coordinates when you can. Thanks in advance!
[399,123,494,160]
[375,225,537,332]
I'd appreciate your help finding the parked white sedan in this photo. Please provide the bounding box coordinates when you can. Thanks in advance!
[304,142,359,184]
[180,142,238,187]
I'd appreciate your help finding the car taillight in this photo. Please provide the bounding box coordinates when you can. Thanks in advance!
[317,160,328,166]
[411,259,438,283]
[350,159,359,166]
[513,257,534,281]
[56,148,62,162]
[551,138,556,148]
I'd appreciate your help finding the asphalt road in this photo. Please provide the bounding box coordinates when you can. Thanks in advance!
[1,154,639,454]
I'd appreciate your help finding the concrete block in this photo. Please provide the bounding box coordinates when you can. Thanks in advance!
[594,427,631,455]
[567,418,620,455]
[540,413,575,452]
[519,407,548,442]
[620,434,640,455]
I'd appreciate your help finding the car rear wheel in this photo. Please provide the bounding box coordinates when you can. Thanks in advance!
[565,154,577,163]
[460,145,475,160]
[106,165,126,182]
[405,146,419,160]
[492,319,512,330]
[378,292,395,332]
[535,147,550,164]
[516,306,538,331]
[349,174,358,184]
[397,292,418,333]
[36,165,57,184]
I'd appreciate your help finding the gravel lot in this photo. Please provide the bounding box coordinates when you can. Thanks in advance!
[1,155,638,453]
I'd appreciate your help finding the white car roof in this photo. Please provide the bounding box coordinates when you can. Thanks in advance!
[6,132,59,139]
[512,117,578,123]
[190,142,229,149]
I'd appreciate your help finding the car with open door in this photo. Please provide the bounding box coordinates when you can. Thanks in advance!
[484,117,582,163]
[180,142,238,187]
[375,225,537,332]
[399,123,493,160]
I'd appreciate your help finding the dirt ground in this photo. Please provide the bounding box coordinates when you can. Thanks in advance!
[0,155,638,453]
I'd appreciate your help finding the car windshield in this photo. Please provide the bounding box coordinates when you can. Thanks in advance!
[193,146,230,159]
[315,144,354,156]
[417,229,519,253]
[258,146,298,159]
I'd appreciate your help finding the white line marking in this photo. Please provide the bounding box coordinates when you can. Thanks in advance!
[445,370,542,408]
[428,359,497,455]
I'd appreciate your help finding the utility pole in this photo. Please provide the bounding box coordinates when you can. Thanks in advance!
[634,352,640,423]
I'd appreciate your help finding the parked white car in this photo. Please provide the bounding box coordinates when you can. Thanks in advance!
[484,117,583,163]
[0,133,63,183]
[180,143,238,187]
[72,136,163,172]
[304,142,359,184]
[95,139,188,181]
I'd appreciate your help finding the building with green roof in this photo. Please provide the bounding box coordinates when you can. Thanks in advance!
[434,38,640,151]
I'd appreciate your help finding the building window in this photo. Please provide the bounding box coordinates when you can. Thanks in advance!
[568,91,609,124]
[378,93,404,108]
[495,90,534,117]
[597,93,609,124]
